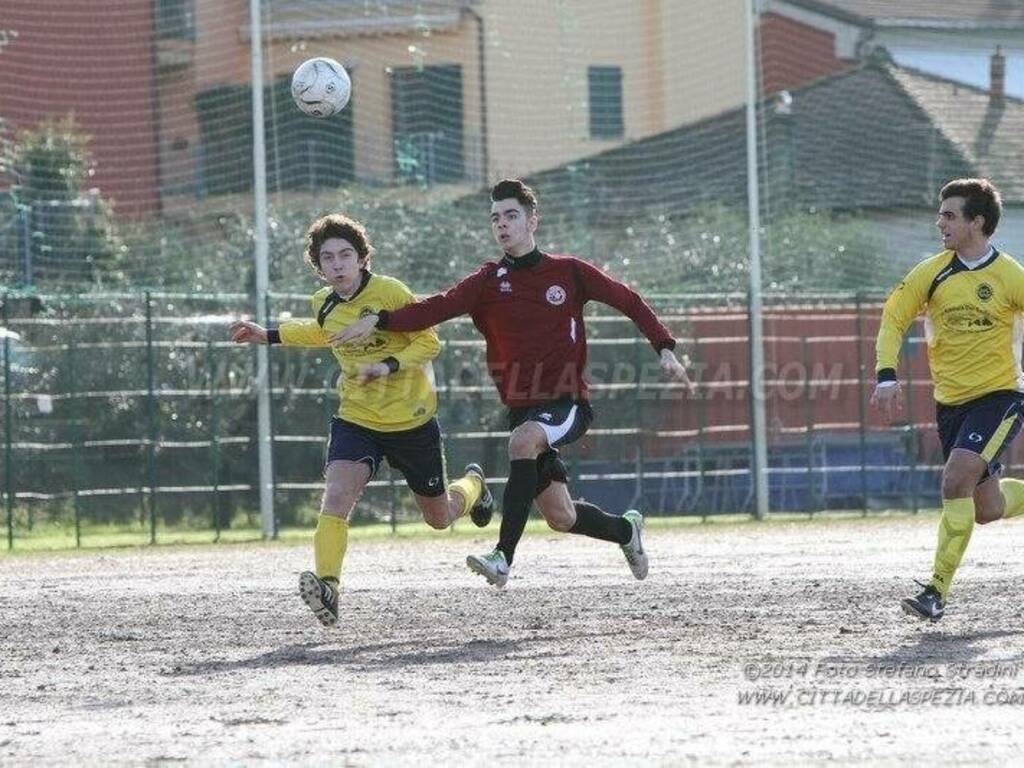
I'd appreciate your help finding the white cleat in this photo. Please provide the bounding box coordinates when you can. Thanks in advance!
[466,548,510,588]
[620,510,649,580]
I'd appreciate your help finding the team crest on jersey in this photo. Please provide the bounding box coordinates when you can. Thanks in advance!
[359,306,378,318]
[976,283,993,302]
[546,285,567,305]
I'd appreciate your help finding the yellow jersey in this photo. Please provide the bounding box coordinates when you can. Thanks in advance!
[876,249,1024,405]
[278,272,440,431]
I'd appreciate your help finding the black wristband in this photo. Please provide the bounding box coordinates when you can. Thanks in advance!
[381,356,400,373]
[877,368,897,383]
[267,329,281,345]
[656,339,677,353]
[376,310,390,329]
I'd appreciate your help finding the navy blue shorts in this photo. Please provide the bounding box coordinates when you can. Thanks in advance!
[936,390,1024,481]
[325,417,447,497]
[507,398,593,495]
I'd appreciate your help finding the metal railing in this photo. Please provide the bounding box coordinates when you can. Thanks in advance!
[1,290,969,549]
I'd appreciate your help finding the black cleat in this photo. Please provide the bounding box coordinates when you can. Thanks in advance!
[299,571,338,627]
[465,463,494,528]
[901,581,945,621]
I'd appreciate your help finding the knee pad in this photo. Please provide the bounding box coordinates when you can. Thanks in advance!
[535,449,568,495]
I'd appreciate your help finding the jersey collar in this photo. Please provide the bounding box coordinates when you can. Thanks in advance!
[317,270,372,327]
[501,247,543,271]
[333,269,372,302]
[955,246,998,270]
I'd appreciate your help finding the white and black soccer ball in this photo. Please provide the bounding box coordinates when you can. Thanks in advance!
[291,57,351,118]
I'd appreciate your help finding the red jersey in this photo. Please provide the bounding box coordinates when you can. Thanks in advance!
[377,249,676,407]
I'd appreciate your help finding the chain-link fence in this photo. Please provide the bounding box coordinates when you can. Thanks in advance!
[2,289,994,549]
[3,2,1023,547]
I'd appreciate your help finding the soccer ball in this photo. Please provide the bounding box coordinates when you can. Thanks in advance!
[291,57,351,118]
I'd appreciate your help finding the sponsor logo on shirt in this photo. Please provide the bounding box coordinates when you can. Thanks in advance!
[941,304,995,333]
[546,285,566,305]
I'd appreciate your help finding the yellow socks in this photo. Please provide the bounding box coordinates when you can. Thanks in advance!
[999,477,1024,519]
[313,514,349,584]
[931,497,975,598]
[448,474,482,518]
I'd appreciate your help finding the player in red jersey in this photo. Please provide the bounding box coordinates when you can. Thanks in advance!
[333,179,692,587]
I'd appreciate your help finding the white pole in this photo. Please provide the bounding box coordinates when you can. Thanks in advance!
[745,0,769,520]
[250,0,275,537]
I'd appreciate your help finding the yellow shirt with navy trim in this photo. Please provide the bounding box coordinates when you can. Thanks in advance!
[278,273,440,432]
[876,249,1024,405]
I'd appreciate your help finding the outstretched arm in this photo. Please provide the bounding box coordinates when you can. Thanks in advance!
[573,258,675,353]
[331,265,490,344]
[230,318,328,347]
[573,259,695,392]
[229,320,268,345]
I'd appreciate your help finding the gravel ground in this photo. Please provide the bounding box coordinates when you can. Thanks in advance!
[3,514,1024,766]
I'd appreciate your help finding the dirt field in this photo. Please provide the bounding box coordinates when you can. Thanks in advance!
[3,514,1024,766]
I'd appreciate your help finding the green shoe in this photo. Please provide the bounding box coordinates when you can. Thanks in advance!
[466,548,509,588]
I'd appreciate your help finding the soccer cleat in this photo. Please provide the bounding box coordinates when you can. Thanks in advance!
[299,571,339,627]
[465,463,494,528]
[620,509,649,580]
[901,581,945,621]
[466,548,510,588]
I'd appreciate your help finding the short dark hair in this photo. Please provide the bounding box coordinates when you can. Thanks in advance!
[304,213,373,272]
[490,178,538,215]
[940,178,1002,236]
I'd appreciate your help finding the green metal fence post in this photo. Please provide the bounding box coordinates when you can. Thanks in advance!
[208,340,222,541]
[264,292,278,539]
[67,339,83,547]
[389,465,398,534]
[693,335,709,522]
[4,307,13,551]
[904,335,919,515]
[854,292,869,515]
[633,334,645,508]
[145,291,158,544]
[802,335,814,515]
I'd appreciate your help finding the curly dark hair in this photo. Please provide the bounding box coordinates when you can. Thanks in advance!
[304,213,374,272]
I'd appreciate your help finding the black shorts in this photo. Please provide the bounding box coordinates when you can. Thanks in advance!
[936,390,1024,481]
[507,398,594,495]
[325,417,447,497]
[507,398,593,448]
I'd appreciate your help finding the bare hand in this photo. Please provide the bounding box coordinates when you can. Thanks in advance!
[660,349,697,395]
[330,314,378,346]
[355,362,391,384]
[229,320,267,345]
[869,381,903,422]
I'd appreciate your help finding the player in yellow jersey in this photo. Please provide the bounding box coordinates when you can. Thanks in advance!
[871,178,1024,621]
[229,214,493,628]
